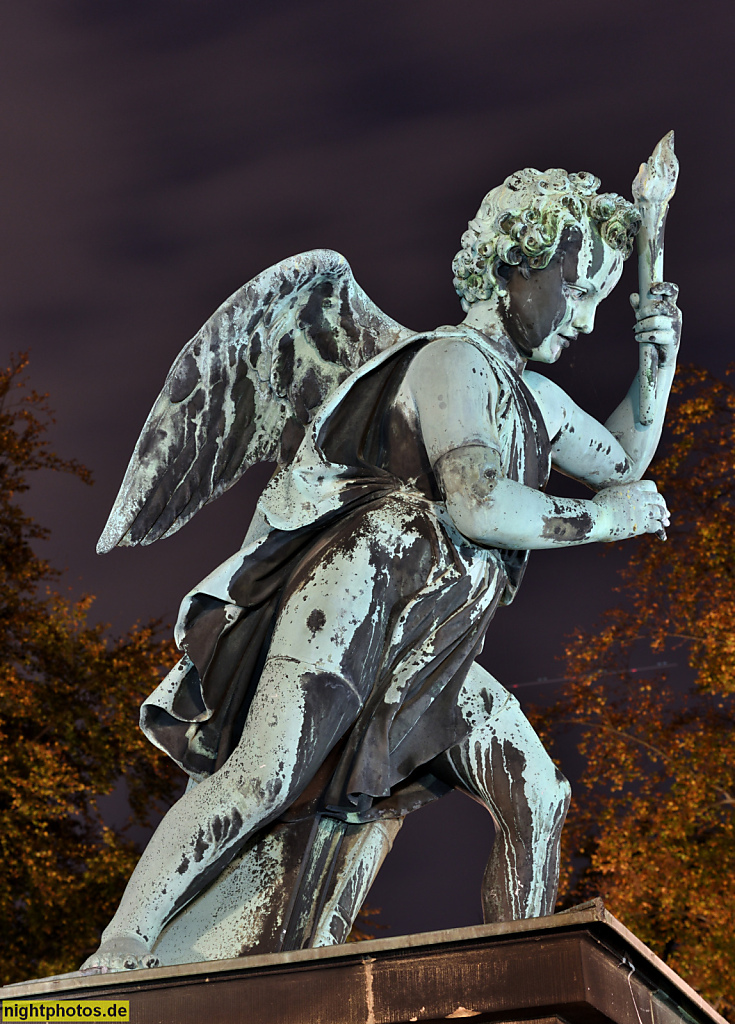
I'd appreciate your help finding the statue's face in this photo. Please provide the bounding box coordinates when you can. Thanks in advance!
[499,225,623,364]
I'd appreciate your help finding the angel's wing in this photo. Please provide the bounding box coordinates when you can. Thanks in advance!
[98,249,412,553]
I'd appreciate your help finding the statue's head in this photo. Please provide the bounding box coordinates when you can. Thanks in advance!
[452,168,640,313]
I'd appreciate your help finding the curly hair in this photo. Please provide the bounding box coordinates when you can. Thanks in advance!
[452,167,641,311]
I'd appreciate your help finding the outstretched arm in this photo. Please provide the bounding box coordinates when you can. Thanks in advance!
[407,339,669,551]
[434,445,667,549]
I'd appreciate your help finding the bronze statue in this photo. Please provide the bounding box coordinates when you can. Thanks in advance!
[82,137,680,972]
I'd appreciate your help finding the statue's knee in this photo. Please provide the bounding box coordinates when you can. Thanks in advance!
[555,769,572,815]
[527,760,571,823]
[545,767,571,823]
[194,762,279,824]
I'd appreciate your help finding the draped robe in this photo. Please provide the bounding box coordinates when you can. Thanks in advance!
[140,327,551,822]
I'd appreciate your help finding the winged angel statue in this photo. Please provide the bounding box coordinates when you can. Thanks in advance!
[83,140,680,972]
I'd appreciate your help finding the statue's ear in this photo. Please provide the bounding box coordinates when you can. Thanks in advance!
[496,259,532,289]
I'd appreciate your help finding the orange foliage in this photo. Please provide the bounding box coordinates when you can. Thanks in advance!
[531,365,735,1016]
[0,356,181,985]
[346,903,385,943]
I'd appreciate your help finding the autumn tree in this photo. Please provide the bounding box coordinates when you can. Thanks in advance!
[0,355,182,985]
[533,365,735,1016]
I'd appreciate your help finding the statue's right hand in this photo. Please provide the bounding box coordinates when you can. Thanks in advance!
[592,480,669,541]
[630,282,682,367]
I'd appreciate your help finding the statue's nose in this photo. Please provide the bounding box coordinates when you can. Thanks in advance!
[572,305,596,335]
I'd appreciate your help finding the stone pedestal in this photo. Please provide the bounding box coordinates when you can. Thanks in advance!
[1,901,726,1024]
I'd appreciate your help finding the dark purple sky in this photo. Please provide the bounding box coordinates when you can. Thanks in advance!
[3,1,732,938]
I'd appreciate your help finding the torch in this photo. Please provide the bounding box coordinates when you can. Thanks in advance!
[631,131,679,426]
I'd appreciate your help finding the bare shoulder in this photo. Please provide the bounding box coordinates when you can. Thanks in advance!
[408,336,491,379]
[407,336,502,463]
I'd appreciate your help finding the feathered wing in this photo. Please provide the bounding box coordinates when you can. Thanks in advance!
[98,249,413,553]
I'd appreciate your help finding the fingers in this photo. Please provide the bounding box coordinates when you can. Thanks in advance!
[627,480,671,531]
[643,489,669,531]
[633,282,681,328]
[593,481,670,542]
[632,282,679,306]
[634,317,679,350]
[636,298,680,322]
[653,495,670,526]
[635,300,678,320]
[633,290,682,355]
[650,281,679,300]
[634,314,677,333]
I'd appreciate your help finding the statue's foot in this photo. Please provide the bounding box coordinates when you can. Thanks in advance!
[80,936,160,974]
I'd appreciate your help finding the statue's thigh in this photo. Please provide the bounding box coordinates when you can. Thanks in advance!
[218,502,435,804]
[267,498,435,689]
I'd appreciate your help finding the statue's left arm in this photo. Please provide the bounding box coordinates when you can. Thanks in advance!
[532,281,681,489]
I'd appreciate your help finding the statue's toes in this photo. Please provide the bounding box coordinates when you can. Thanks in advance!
[80,939,159,974]
[120,954,160,971]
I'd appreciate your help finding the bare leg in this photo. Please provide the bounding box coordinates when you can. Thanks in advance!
[311,817,403,946]
[81,512,405,972]
[431,662,570,921]
[82,654,362,971]
[150,815,404,963]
